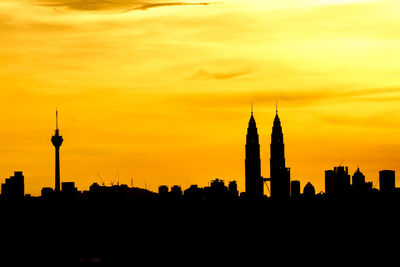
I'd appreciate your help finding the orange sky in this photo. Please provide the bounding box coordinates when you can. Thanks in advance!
[1,0,400,196]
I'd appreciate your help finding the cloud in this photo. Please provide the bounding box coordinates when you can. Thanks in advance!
[169,87,400,110]
[316,109,398,129]
[191,68,253,80]
[131,2,211,11]
[34,0,213,12]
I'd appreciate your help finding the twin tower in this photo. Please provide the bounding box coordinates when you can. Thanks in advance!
[245,107,291,200]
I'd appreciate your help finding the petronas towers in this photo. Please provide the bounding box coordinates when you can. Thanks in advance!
[245,107,291,200]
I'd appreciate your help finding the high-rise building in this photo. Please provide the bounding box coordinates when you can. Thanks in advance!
[270,107,290,201]
[379,170,395,193]
[245,109,263,199]
[352,168,366,191]
[325,166,350,198]
[51,110,63,193]
[351,168,373,193]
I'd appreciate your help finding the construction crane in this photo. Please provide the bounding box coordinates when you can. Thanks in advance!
[97,171,105,186]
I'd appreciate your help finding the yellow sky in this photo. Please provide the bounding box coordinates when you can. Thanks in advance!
[1,0,400,196]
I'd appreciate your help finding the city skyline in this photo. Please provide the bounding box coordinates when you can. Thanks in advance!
[1,0,400,196]
[0,107,396,197]
[2,1,400,265]
[1,107,396,201]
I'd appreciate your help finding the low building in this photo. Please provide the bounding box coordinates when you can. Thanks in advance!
[1,171,24,200]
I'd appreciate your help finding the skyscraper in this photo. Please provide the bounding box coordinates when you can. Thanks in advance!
[352,168,366,190]
[379,170,395,193]
[352,168,373,193]
[51,110,63,193]
[325,166,350,198]
[270,107,290,201]
[245,109,263,199]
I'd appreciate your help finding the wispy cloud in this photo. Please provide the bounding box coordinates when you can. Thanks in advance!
[131,2,211,11]
[34,0,213,12]
[169,87,400,109]
[191,68,253,80]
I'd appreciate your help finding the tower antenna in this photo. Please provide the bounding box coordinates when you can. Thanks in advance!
[56,108,59,130]
[251,102,253,115]
[276,100,278,114]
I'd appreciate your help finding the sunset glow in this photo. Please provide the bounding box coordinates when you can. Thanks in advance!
[1,0,400,195]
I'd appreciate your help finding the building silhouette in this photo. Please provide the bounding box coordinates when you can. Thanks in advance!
[88,182,155,201]
[303,182,315,200]
[228,181,239,199]
[352,168,373,193]
[325,166,351,198]
[352,168,365,191]
[1,171,24,200]
[245,108,263,199]
[270,107,290,201]
[379,170,395,193]
[158,185,169,198]
[61,182,79,199]
[170,185,183,200]
[183,185,204,201]
[291,180,301,199]
[51,110,63,193]
[41,187,55,199]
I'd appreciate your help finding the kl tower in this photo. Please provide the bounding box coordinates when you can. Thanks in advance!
[51,109,63,193]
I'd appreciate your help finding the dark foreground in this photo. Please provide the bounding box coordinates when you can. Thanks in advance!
[0,198,399,266]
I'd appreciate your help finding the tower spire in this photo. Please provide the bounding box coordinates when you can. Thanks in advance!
[276,100,278,115]
[251,102,253,115]
[56,108,59,130]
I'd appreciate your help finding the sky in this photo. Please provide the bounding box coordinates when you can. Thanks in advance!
[1,0,400,196]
